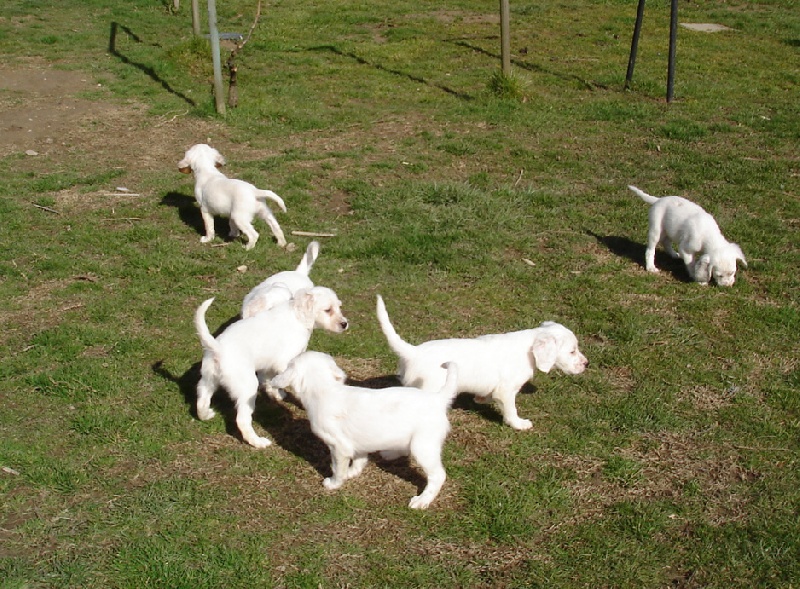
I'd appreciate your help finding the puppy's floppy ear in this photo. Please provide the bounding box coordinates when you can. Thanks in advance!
[694,254,712,284]
[291,288,316,325]
[332,365,347,384]
[531,333,558,373]
[271,368,293,391]
[731,243,747,267]
[213,150,226,169]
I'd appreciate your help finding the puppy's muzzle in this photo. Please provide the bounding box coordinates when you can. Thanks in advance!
[339,319,349,331]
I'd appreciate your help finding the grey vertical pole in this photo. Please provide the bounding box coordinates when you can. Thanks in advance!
[192,0,201,36]
[207,0,226,114]
[500,0,511,75]
[666,0,678,102]
[625,0,646,89]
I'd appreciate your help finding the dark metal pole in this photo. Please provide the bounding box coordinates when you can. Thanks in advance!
[666,0,678,102]
[625,0,646,89]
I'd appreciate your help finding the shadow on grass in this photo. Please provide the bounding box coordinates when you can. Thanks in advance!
[448,38,610,92]
[308,45,474,101]
[585,229,692,282]
[161,191,205,236]
[151,358,433,490]
[161,191,235,243]
[108,22,197,107]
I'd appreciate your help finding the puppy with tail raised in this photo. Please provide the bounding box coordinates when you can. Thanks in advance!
[630,185,746,286]
[271,351,459,509]
[241,241,320,318]
[376,295,588,431]
[194,287,348,448]
[178,143,287,249]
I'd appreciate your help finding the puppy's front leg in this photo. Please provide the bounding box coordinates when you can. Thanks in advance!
[494,388,532,430]
[323,447,350,490]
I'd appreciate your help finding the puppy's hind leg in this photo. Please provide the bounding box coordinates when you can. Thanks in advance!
[196,369,217,421]
[345,455,369,480]
[645,227,661,272]
[660,235,680,259]
[200,209,217,244]
[257,204,287,248]
[408,440,446,509]
[231,377,271,448]
[233,219,260,250]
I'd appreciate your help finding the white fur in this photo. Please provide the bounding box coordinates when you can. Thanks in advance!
[271,351,459,509]
[375,295,588,431]
[629,185,747,286]
[241,241,320,318]
[178,143,287,250]
[194,287,348,448]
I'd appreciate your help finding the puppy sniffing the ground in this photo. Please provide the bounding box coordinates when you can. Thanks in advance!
[271,351,459,509]
[629,185,746,286]
[194,287,348,448]
[178,143,287,250]
[376,295,588,431]
[241,241,320,319]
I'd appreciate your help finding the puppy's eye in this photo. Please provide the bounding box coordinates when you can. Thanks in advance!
[325,308,333,314]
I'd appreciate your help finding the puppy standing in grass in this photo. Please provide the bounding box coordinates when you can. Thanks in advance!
[271,351,460,509]
[178,143,287,250]
[194,287,348,448]
[629,185,747,286]
[376,295,588,431]
[241,241,320,319]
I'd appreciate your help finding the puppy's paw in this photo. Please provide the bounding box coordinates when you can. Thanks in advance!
[408,495,432,510]
[197,407,216,421]
[646,266,660,273]
[264,386,286,402]
[248,436,272,449]
[200,235,214,243]
[323,477,342,490]
[510,418,533,431]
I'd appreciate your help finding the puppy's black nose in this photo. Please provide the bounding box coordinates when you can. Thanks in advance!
[340,320,349,330]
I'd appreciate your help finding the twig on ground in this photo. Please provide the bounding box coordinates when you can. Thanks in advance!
[291,230,337,237]
[32,203,60,214]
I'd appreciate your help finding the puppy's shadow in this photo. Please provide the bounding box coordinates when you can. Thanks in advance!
[585,229,692,282]
[152,313,240,433]
[160,191,232,241]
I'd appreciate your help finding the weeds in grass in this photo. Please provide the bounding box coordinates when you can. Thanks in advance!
[0,0,798,587]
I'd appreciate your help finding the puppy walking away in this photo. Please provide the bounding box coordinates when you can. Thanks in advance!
[178,143,287,249]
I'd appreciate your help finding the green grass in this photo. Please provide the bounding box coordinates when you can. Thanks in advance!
[1,0,798,587]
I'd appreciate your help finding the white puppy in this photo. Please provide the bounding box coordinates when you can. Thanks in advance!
[629,185,746,286]
[241,241,320,319]
[178,143,287,250]
[271,351,459,509]
[376,295,588,431]
[194,287,348,448]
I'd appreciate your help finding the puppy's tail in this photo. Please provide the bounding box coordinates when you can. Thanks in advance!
[439,362,460,407]
[295,241,320,275]
[255,189,287,213]
[628,185,659,205]
[375,295,416,360]
[194,298,220,355]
